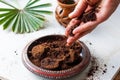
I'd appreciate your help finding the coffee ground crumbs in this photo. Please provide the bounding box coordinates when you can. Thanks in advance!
[14,50,18,55]
[89,42,92,45]
[86,56,108,80]
[28,39,82,70]
[78,8,97,23]
[69,25,78,36]
[112,66,115,68]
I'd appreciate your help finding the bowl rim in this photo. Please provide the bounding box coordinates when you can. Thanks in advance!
[22,34,91,78]
[57,0,77,8]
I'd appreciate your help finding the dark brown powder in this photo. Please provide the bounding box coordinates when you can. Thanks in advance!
[28,40,82,70]
[77,8,97,23]
[59,0,75,4]
[112,66,115,68]
[86,56,108,80]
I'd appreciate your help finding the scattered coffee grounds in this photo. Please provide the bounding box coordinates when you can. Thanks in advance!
[86,56,108,80]
[59,0,75,4]
[112,66,115,68]
[89,42,92,45]
[104,64,107,67]
[14,50,18,55]
[28,39,82,70]
[102,68,107,75]
[14,51,17,53]
[87,57,99,79]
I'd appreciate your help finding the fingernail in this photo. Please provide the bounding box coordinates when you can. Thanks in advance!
[69,13,73,18]
[66,43,70,46]
[73,29,76,34]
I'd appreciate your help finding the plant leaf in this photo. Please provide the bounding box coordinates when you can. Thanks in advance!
[0,10,16,18]
[0,1,17,9]
[24,12,37,31]
[19,12,24,33]
[3,12,18,30]
[28,10,52,15]
[27,15,40,30]
[25,11,44,28]
[0,0,52,33]
[26,3,52,9]
[26,0,40,7]
[26,10,46,21]
[0,10,18,25]
[22,12,31,32]
[0,8,14,11]
[12,13,19,32]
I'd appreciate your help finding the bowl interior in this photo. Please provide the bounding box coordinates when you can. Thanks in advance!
[23,35,91,79]
[27,35,85,70]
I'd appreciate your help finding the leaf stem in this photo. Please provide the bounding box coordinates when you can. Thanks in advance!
[0,0,17,9]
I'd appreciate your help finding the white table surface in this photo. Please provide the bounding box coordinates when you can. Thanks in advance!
[0,0,120,80]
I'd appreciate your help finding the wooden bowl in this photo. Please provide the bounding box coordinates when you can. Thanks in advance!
[22,35,91,79]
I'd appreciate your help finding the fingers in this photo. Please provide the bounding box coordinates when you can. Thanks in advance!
[69,0,88,18]
[66,21,98,46]
[66,33,80,46]
[65,19,81,36]
[85,6,93,12]
[66,28,93,46]
[73,21,98,35]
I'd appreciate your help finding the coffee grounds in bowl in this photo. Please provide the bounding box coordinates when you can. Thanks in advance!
[28,39,82,70]
[59,0,75,4]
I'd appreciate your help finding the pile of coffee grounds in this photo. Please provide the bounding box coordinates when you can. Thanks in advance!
[59,0,75,4]
[28,40,82,70]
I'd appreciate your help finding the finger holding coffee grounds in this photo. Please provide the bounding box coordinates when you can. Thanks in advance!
[65,2,99,46]
[65,19,81,37]
[65,8,98,46]
[66,27,94,46]
[66,7,97,37]
[65,0,120,46]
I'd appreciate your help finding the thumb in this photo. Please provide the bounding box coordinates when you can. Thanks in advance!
[69,0,88,18]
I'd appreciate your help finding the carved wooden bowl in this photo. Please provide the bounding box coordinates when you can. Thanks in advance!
[22,35,91,79]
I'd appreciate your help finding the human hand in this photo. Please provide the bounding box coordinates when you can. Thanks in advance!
[65,0,120,46]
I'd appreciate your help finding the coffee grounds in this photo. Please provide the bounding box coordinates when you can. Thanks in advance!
[69,25,78,36]
[86,56,108,80]
[69,7,98,37]
[112,66,115,68]
[28,40,82,70]
[78,8,97,23]
[59,0,75,4]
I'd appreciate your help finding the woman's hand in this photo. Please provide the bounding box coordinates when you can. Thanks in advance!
[65,0,120,46]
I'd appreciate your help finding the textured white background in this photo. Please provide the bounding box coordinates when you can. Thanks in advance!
[0,0,120,80]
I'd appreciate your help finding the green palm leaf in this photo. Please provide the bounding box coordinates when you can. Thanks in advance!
[0,10,18,25]
[27,10,52,15]
[12,13,20,32]
[0,8,14,11]
[0,1,17,9]
[26,3,52,9]
[0,0,52,33]
[3,12,18,30]
[26,0,40,7]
